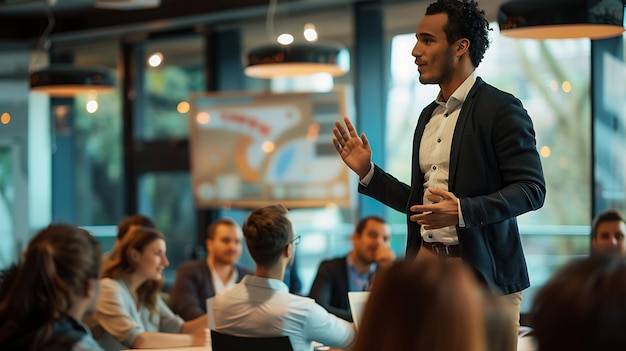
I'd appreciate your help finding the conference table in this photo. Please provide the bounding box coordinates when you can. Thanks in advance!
[122,348,209,351]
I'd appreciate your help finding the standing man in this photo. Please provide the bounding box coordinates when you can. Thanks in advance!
[332,0,545,345]
[208,204,355,351]
[309,216,394,321]
[590,209,626,256]
[169,218,253,320]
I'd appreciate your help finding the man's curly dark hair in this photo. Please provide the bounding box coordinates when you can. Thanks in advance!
[426,0,491,67]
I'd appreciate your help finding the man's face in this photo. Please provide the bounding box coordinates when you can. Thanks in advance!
[207,224,243,265]
[592,220,626,256]
[412,13,457,86]
[352,220,391,264]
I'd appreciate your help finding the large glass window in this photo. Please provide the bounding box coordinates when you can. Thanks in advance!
[139,36,205,140]
[53,40,123,227]
[138,172,197,283]
[385,27,592,312]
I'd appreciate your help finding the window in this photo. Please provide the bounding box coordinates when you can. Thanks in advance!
[139,36,205,140]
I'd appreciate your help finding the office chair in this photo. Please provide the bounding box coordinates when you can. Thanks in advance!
[211,330,294,351]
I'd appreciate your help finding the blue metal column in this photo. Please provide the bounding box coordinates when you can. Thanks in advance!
[354,1,388,218]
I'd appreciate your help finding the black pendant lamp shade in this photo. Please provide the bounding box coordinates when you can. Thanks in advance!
[244,42,349,79]
[498,0,625,40]
[30,66,115,97]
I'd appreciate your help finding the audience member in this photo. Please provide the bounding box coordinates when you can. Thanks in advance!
[532,255,626,351]
[93,226,208,350]
[209,204,355,351]
[0,224,104,350]
[102,214,157,270]
[169,218,253,320]
[350,259,485,351]
[309,216,394,321]
[590,209,626,256]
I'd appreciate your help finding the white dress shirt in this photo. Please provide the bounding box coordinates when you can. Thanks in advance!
[360,73,476,244]
[208,259,238,294]
[210,275,355,351]
[418,73,475,244]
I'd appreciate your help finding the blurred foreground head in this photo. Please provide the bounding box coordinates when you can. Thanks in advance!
[532,255,626,351]
[351,259,485,351]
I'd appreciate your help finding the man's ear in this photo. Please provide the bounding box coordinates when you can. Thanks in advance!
[456,38,470,56]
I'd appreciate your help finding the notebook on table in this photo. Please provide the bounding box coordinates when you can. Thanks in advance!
[347,291,369,330]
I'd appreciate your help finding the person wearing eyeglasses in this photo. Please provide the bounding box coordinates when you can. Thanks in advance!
[309,216,394,321]
[208,204,356,351]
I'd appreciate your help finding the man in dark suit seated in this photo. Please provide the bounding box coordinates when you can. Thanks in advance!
[309,216,394,321]
[169,218,253,320]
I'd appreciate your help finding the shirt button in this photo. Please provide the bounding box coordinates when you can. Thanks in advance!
[437,138,441,143]
[432,165,437,170]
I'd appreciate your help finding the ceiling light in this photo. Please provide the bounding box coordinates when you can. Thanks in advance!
[303,23,318,42]
[30,66,115,97]
[498,0,625,40]
[244,42,349,79]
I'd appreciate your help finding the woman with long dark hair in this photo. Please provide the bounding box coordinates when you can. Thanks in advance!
[0,224,103,350]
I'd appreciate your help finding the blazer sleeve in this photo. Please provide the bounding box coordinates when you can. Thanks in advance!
[308,260,352,322]
[359,164,412,214]
[168,262,206,321]
[459,90,546,227]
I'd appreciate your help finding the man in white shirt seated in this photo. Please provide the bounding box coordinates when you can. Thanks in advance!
[209,204,356,351]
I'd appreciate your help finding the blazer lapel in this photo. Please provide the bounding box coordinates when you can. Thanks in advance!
[449,77,484,191]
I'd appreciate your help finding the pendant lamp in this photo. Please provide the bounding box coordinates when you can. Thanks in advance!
[29,66,115,97]
[244,42,349,79]
[498,0,625,40]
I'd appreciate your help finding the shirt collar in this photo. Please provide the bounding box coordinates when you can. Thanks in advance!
[435,72,477,113]
[241,274,289,292]
[346,253,377,275]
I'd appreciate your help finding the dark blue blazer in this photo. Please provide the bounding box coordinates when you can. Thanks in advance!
[169,259,253,320]
[308,257,352,321]
[360,77,546,295]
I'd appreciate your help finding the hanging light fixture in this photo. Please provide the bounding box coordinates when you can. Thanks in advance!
[245,42,349,79]
[244,0,350,79]
[498,0,625,40]
[30,65,115,97]
[27,1,116,97]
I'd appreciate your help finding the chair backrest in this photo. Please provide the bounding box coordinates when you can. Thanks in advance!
[211,330,294,351]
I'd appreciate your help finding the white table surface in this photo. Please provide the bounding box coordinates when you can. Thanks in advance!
[122,347,210,351]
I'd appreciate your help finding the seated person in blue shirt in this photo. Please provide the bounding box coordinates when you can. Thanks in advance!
[209,204,355,351]
[169,217,253,320]
[309,215,394,321]
[0,224,104,351]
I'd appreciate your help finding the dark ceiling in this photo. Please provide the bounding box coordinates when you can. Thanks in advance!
[0,0,333,43]
[0,0,275,41]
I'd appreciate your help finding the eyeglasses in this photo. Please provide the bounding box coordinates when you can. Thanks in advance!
[288,235,301,246]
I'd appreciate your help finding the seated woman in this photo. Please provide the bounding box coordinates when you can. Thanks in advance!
[0,224,104,350]
[93,226,208,350]
[350,259,486,351]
